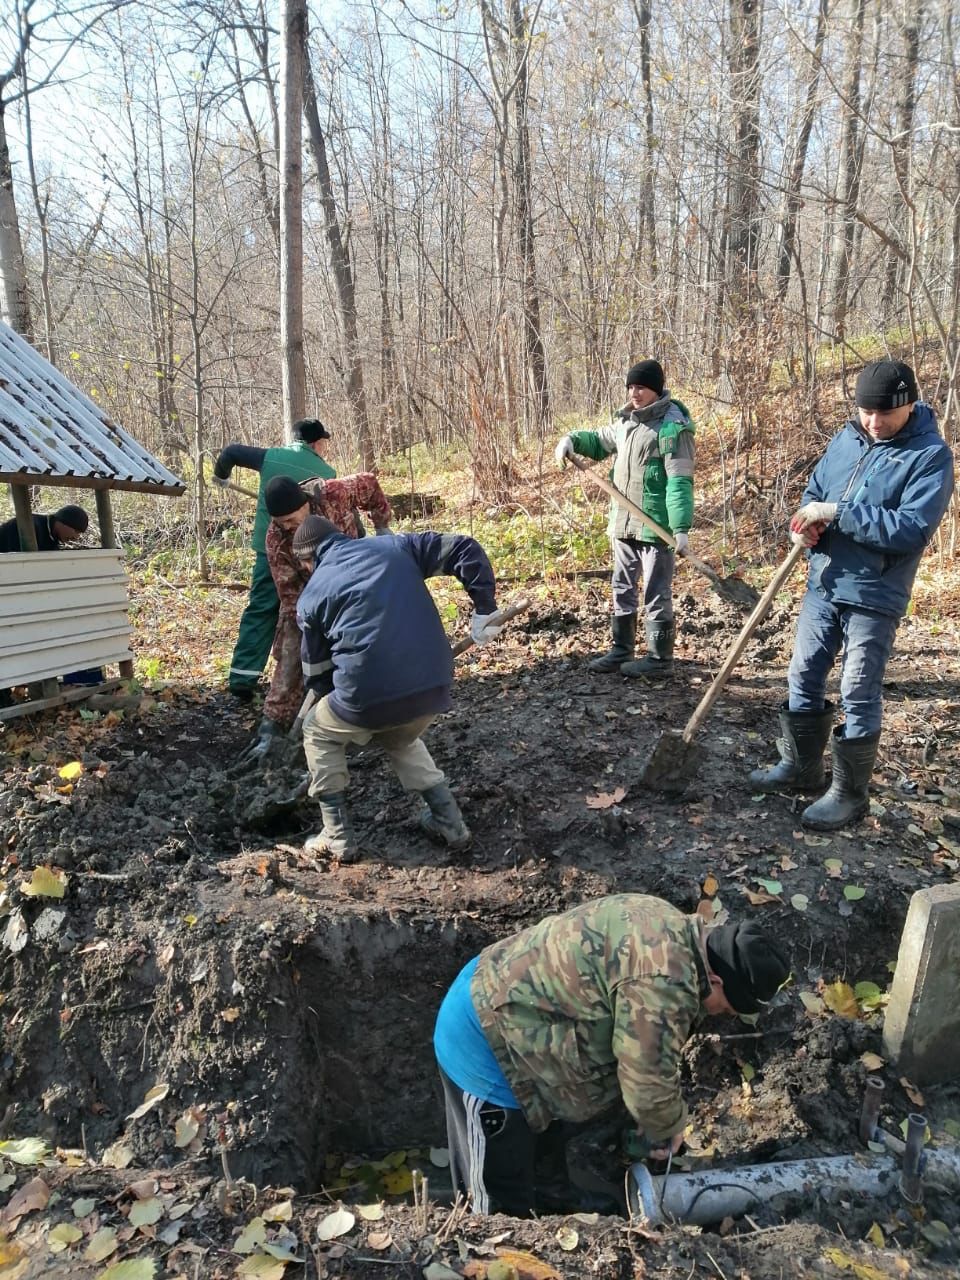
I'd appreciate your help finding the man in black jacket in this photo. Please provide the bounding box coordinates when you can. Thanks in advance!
[0,505,89,552]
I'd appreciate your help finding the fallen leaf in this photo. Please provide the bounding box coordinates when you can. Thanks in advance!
[920,1219,951,1247]
[58,762,83,781]
[865,1222,884,1248]
[382,1167,413,1195]
[843,885,866,901]
[95,1260,158,1280]
[487,1262,520,1280]
[555,1226,579,1251]
[702,874,719,896]
[128,1197,163,1229]
[157,943,175,969]
[860,1053,885,1071]
[429,1147,450,1168]
[696,898,715,922]
[73,1197,97,1217]
[102,1141,135,1169]
[899,1077,925,1107]
[799,991,824,1015]
[495,1248,560,1280]
[316,1206,355,1241]
[1,1176,49,1226]
[262,1200,293,1223]
[804,833,832,847]
[2,908,28,954]
[741,1063,756,1083]
[0,1137,49,1165]
[173,1108,204,1149]
[790,894,809,912]
[823,1247,888,1280]
[236,1255,286,1280]
[755,878,783,895]
[585,787,626,809]
[48,1222,84,1252]
[779,854,799,871]
[742,888,780,905]
[423,1265,463,1280]
[367,1232,393,1251]
[221,1007,241,1023]
[126,1084,170,1121]
[128,1179,158,1200]
[85,1226,119,1262]
[235,1217,267,1254]
[0,1174,13,1192]
[20,866,67,899]
[823,981,860,1019]
[356,1203,383,1221]
[824,858,843,876]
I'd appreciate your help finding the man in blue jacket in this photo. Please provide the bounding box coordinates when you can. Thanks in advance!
[292,516,502,862]
[751,360,955,830]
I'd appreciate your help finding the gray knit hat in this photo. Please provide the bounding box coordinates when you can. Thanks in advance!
[292,515,338,560]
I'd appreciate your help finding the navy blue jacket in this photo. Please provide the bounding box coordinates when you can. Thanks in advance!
[297,530,497,728]
[803,403,955,617]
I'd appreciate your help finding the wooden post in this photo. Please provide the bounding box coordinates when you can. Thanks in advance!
[95,487,117,548]
[11,484,38,551]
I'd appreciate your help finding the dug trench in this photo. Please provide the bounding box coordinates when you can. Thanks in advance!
[1,578,959,1275]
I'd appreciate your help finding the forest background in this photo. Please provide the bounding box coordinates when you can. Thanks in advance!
[1,0,958,580]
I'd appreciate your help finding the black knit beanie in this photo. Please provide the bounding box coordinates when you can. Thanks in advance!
[292,515,338,560]
[292,418,331,444]
[265,475,310,517]
[625,359,665,396]
[854,360,918,411]
[705,921,790,1015]
[52,504,89,534]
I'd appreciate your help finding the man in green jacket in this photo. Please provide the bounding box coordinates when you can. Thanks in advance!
[556,359,695,676]
[434,895,789,1216]
[213,419,337,700]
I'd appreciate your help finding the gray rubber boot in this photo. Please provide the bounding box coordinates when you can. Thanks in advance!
[748,703,835,793]
[304,792,358,863]
[621,621,675,678]
[419,783,472,851]
[801,732,880,831]
[588,613,637,673]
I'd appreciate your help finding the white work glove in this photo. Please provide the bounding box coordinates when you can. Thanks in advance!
[673,532,689,554]
[212,475,228,488]
[470,611,503,645]
[792,501,837,529]
[791,525,821,548]
[554,436,575,467]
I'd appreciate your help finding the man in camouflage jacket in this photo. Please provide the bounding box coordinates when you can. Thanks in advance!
[242,473,392,758]
[434,895,789,1216]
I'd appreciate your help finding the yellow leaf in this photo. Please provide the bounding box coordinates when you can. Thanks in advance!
[95,1260,158,1280]
[822,1246,888,1280]
[356,1203,383,1221]
[555,1226,579,1251]
[20,866,68,899]
[126,1083,169,1121]
[85,1227,119,1262]
[865,1222,885,1248]
[262,1200,293,1223]
[381,1167,413,1195]
[702,874,719,896]
[58,762,83,781]
[493,1249,561,1280]
[860,1053,885,1072]
[237,1257,286,1280]
[0,1137,49,1165]
[822,981,860,1019]
[234,1217,267,1254]
[48,1222,83,1253]
[174,1110,201,1148]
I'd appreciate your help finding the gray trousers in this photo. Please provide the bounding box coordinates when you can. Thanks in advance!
[611,538,675,621]
[303,696,444,795]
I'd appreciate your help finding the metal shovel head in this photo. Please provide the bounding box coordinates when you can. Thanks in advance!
[640,729,701,792]
[694,562,759,610]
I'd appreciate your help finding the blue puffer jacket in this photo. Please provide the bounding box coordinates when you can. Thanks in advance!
[297,530,497,727]
[803,403,955,617]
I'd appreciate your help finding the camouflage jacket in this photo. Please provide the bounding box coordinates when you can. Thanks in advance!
[471,895,709,1139]
[265,474,393,620]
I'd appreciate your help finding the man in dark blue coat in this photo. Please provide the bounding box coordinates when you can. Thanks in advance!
[292,516,502,862]
[751,360,955,830]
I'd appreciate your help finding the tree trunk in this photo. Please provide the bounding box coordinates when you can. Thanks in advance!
[828,0,867,341]
[0,98,33,339]
[279,0,307,430]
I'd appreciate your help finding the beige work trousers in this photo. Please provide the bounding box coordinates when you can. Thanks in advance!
[303,695,445,796]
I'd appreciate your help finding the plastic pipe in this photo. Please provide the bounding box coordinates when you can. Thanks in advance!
[859,1077,884,1144]
[901,1113,927,1203]
[630,1154,900,1227]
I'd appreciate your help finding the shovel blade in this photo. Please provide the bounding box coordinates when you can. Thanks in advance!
[640,729,701,792]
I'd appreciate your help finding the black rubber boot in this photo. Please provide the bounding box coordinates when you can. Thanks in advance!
[620,621,675,678]
[419,783,472,850]
[304,792,358,862]
[801,731,880,831]
[748,703,835,793]
[588,613,637,673]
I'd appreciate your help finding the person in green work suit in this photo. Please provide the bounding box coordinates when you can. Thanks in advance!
[213,418,337,700]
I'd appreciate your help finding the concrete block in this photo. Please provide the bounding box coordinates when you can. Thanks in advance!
[883,884,960,1085]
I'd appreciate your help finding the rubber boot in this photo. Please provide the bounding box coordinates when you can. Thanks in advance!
[620,621,675,678]
[304,792,358,863]
[748,703,835,793]
[801,731,880,831]
[588,613,637,673]
[419,783,472,851]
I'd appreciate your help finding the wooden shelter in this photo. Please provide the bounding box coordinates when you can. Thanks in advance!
[0,322,184,720]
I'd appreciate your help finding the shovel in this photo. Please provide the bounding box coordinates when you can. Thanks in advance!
[640,541,806,792]
[567,456,758,609]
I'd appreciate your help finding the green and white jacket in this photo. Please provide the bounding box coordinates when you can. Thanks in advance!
[570,392,695,542]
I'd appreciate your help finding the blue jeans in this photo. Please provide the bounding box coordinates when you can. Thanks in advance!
[788,592,899,738]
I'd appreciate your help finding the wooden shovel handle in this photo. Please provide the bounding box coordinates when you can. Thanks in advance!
[451,598,531,657]
[216,478,260,500]
[680,541,807,744]
[568,455,723,584]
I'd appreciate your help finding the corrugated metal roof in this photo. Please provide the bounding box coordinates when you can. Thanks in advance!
[0,321,185,495]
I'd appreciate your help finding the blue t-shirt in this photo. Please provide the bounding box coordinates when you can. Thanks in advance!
[434,957,519,1108]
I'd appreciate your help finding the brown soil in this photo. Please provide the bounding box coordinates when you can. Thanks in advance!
[1,571,959,1278]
